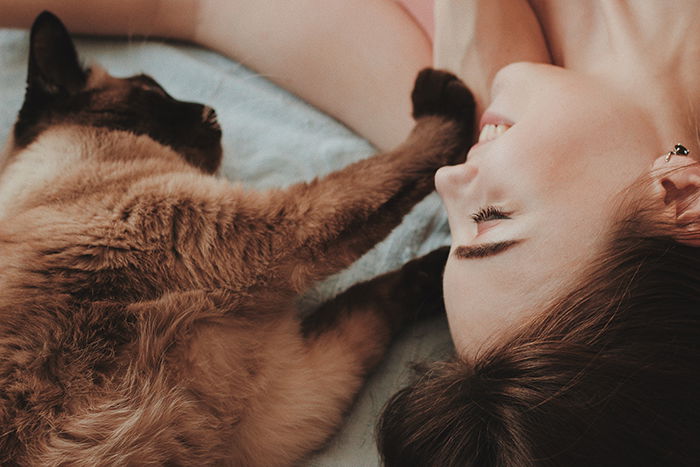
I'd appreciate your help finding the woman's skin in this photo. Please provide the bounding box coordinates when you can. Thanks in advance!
[435,0,700,356]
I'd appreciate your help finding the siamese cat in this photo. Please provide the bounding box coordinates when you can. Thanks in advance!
[0,12,474,466]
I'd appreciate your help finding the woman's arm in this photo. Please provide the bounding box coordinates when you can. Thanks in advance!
[0,0,431,151]
[191,0,431,151]
[0,0,195,38]
[434,0,551,117]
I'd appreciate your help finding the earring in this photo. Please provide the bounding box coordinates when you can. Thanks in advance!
[664,143,690,162]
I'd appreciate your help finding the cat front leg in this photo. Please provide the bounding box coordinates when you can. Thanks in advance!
[274,69,474,291]
[125,71,471,300]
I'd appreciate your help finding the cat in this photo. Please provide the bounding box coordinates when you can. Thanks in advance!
[0,11,474,466]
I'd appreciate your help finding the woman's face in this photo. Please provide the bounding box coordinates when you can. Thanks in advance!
[437,62,667,356]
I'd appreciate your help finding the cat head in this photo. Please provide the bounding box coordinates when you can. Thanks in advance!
[12,11,222,173]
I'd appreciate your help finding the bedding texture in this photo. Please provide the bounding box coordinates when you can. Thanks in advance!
[0,30,453,466]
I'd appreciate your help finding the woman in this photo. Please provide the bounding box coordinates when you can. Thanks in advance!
[2,1,699,465]
[379,2,700,465]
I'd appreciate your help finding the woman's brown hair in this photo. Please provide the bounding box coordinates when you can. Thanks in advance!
[378,169,700,466]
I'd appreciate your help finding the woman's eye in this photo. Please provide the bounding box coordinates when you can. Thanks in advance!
[471,206,511,223]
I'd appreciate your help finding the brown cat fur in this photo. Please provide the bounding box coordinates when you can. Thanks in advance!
[0,12,475,466]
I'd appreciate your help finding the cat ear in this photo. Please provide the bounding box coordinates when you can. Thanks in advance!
[652,155,700,246]
[27,11,86,95]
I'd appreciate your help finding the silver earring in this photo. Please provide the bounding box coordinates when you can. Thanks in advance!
[664,143,690,162]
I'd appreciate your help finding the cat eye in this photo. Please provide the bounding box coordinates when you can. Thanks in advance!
[130,74,168,96]
[471,205,511,223]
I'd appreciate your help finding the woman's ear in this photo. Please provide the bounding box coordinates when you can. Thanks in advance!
[652,155,700,246]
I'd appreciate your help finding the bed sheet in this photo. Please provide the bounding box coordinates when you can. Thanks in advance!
[0,31,454,466]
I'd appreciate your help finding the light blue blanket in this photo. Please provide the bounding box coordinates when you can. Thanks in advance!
[0,31,454,466]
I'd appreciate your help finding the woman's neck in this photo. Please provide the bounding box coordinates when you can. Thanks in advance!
[530,1,700,71]
[530,0,700,155]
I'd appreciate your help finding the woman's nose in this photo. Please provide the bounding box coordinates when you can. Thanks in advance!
[435,163,478,197]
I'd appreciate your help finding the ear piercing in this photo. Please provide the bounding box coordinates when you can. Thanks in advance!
[664,143,690,162]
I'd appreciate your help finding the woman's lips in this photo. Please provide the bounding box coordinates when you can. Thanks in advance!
[466,110,515,152]
[479,110,514,130]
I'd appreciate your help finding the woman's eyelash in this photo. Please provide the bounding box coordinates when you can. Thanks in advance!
[471,206,510,223]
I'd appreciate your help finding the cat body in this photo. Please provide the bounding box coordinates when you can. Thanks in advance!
[0,12,474,466]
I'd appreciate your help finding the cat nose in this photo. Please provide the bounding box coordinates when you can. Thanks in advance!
[202,106,220,130]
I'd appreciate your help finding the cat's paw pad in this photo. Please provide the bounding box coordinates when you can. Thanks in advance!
[411,68,475,123]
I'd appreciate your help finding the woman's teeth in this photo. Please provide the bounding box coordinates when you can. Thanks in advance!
[478,124,511,143]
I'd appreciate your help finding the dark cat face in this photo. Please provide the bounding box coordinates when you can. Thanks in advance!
[13,11,222,173]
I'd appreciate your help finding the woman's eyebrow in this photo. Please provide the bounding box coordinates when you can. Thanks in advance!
[453,240,521,259]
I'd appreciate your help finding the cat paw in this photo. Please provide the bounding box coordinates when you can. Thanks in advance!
[411,68,475,124]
